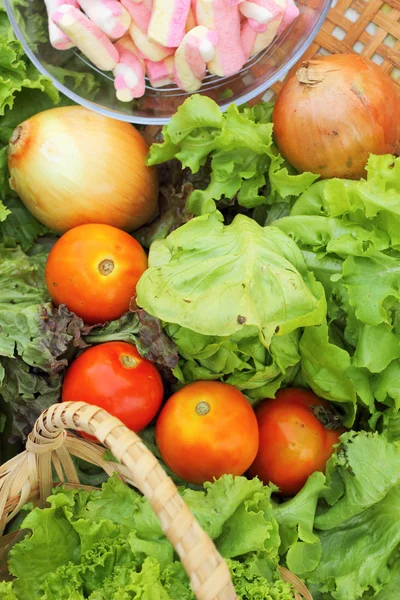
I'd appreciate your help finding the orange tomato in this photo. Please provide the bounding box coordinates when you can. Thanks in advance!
[45,223,147,324]
[62,342,163,434]
[155,380,259,485]
[248,388,344,496]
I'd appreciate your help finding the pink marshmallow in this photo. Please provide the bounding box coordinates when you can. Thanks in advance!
[241,0,287,57]
[44,0,78,50]
[239,0,273,30]
[148,0,191,48]
[130,21,175,62]
[196,0,246,77]
[243,0,285,33]
[145,56,175,87]
[113,36,145,102]
[186,7,197,32]
[52,5,119,70]
[77,0,131,41]
[277,0,300,35]
[120,0,153,32]
[241,21,257,59]
[175,26,218,92]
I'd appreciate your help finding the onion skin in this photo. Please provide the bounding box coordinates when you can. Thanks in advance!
[7,106,159,232]
[273,54,400,180]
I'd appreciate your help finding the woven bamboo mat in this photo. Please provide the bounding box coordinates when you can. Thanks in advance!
[265,0,400,98]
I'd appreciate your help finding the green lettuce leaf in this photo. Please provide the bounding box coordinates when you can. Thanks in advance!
[148,95,318,216]
[298,324,357,426]
[0,197,52,251]
[381,411,400,442]
[167,324,300,402]
[8,506,81,599]
[289,154,400,248]
[372,558,400,599]
[0,582,19,599]
[274,473,325,554]
[137,211,326,346]
[227,556,296,600]
[5,474,296,599]
[273,154,400,421]
[0,38,58,126]
[136,210,328,401]
[88,557,171,600]
[338,248,400,327]
[181,475,280,560]
[296,432,400,599]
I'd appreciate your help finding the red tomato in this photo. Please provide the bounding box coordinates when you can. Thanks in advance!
[155,381,259,485]
[45,223,147,324]
[62,342,163,435]
[248,388,344,496]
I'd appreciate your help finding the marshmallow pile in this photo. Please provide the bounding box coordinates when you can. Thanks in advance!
[45,0,300,101]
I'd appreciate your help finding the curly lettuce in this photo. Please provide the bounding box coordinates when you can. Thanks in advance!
[273,154,400,421]
[2,474,297,600]
[147,95,319,216]
[273,430,400,600]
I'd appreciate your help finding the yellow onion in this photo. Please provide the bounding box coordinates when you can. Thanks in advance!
[7,106,158,232]
[273,54,400,180]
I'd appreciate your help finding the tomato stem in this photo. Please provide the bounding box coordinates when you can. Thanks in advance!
[120,354,137,369]
[98,259,114,276]
[196,401,210,416]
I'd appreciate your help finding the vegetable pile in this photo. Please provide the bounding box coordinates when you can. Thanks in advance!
[2,427,400,600]
[0,8,400,597]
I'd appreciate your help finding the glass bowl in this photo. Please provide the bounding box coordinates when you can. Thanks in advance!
[5,0,332,124]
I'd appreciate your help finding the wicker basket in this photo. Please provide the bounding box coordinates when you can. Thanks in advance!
[0,402,312,600]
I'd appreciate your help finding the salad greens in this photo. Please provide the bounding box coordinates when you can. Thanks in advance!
[147,95,319,216]
[295,431,400,600]
[0,474,297,600]
[1,10,400,596]
[272,155,400,426]
[147,95,400,428]
[2,427,400,600]
[137,212,325,343]
[136,210,326,402]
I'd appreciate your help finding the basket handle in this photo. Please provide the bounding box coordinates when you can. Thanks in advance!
[27,401,237,600]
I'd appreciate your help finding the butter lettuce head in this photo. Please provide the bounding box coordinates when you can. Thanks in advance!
[136,211,326,401]
[137,212,325,345]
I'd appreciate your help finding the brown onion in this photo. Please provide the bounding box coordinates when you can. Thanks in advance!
[273,54,400,179]
[8,106,158,232]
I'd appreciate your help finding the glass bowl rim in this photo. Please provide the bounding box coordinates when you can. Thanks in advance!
[4,0,333,124]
